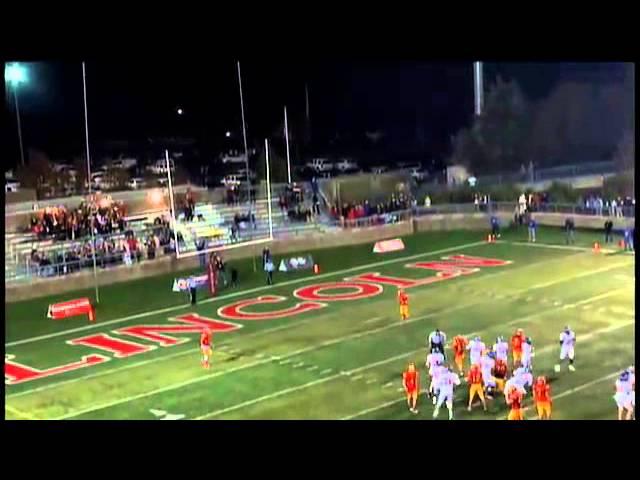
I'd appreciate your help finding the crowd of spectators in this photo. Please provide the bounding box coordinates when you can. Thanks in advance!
[582,194,633,218]
[27,216,174,278]
[28,198,128,241]
[330,193,414,223]
[278,183,317,223]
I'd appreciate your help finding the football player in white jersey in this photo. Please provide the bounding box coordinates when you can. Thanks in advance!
[467,336,485,367]
[480,350,497,397]
[521,337,534,370]
[555,326,576,372]
[626,366,635,417]
[614,370,634,420]
[428,361,447,405]
[426,348,446,403]
[432,367,461,420]
[493,336,509,363]
[506,367,533,398]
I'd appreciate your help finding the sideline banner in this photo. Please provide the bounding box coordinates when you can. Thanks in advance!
[48,298,95,322]
[279,255,314,273]
[373,238,405,253]
[172,274,209,292]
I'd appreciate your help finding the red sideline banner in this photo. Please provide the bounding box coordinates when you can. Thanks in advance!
[48,298,95,322]
[373,238,405,253]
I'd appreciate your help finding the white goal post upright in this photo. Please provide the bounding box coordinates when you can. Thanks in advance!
[166,149,181,257]
[265,138,274,241]
[168,142,274,261]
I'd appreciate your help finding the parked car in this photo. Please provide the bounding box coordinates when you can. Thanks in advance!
[128,177,146,189]
[221,174,242,187]
[370,165,388,175]
[409,167,428,182]
[335,158,359,173]
[220,150,247,164]
[147,158,175,175]
[306,158,334,173]
[5,178,20,193]
[111,157,138,169]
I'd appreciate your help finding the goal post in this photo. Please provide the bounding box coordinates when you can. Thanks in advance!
[166,141,275,261]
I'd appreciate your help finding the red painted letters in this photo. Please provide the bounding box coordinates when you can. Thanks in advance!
[5,353,109,385]
[218,295,326,321]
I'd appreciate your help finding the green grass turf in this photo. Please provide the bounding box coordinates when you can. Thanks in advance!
[4,225,635,420]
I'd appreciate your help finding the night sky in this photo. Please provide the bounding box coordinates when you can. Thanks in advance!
[4,61,630,166]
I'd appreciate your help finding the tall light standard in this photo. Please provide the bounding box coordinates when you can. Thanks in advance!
[474,61,484,116]
[5,63,27,166]
[236,61,251,203]
[82,62,100,304]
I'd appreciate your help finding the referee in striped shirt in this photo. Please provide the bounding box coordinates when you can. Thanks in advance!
[428,329,447,358]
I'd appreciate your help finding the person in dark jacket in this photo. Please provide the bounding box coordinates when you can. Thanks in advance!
[604,219,614,244]
[564,217,575,244]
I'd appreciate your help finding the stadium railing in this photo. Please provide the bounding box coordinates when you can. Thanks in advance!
[491,201,635,218]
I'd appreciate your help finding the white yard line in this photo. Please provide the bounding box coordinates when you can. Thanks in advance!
[5,404,40,421]
[6,240,488,348]
[40,269,631,419]
[195,350,421,419]
[344,321,633,420]
[505,241,615,254]
[10,262,630,403]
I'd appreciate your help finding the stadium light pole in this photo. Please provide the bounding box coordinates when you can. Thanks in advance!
[5,63,27,167]
[474,61,484,116]
[284,106,292,184]
[264,139,274,240]
[236,61,251,204]
[82,61,100,304]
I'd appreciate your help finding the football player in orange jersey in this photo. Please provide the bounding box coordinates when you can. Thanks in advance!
[533,376,552,420]
[402,362,419,413]
[511,328,525,367]
[467,364,487,412]
[506,385,525,420]
[492,357,509,393]
[200,328,213,369]
[452,335,469,375]
[398,288,410,321]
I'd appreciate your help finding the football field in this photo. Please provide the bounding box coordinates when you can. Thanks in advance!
[4,226,635,420]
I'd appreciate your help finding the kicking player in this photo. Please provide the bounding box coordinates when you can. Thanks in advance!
[493,357,509,393]
[614,370,634,420]
[493,336,509,364]
[506,385,525,420]
[533,376,552,420]
[511,329,525,367]
[521,337,534,371]
[452,335,469,375]
[480,350,497,398]
[555,326,576,372]
[467,364,487,412]
[200,328,213,369]
[428,328,447,357]
[433,367,460,420]
[398,288,410,321]
[467,336,486,367]
[402,362,419,414]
